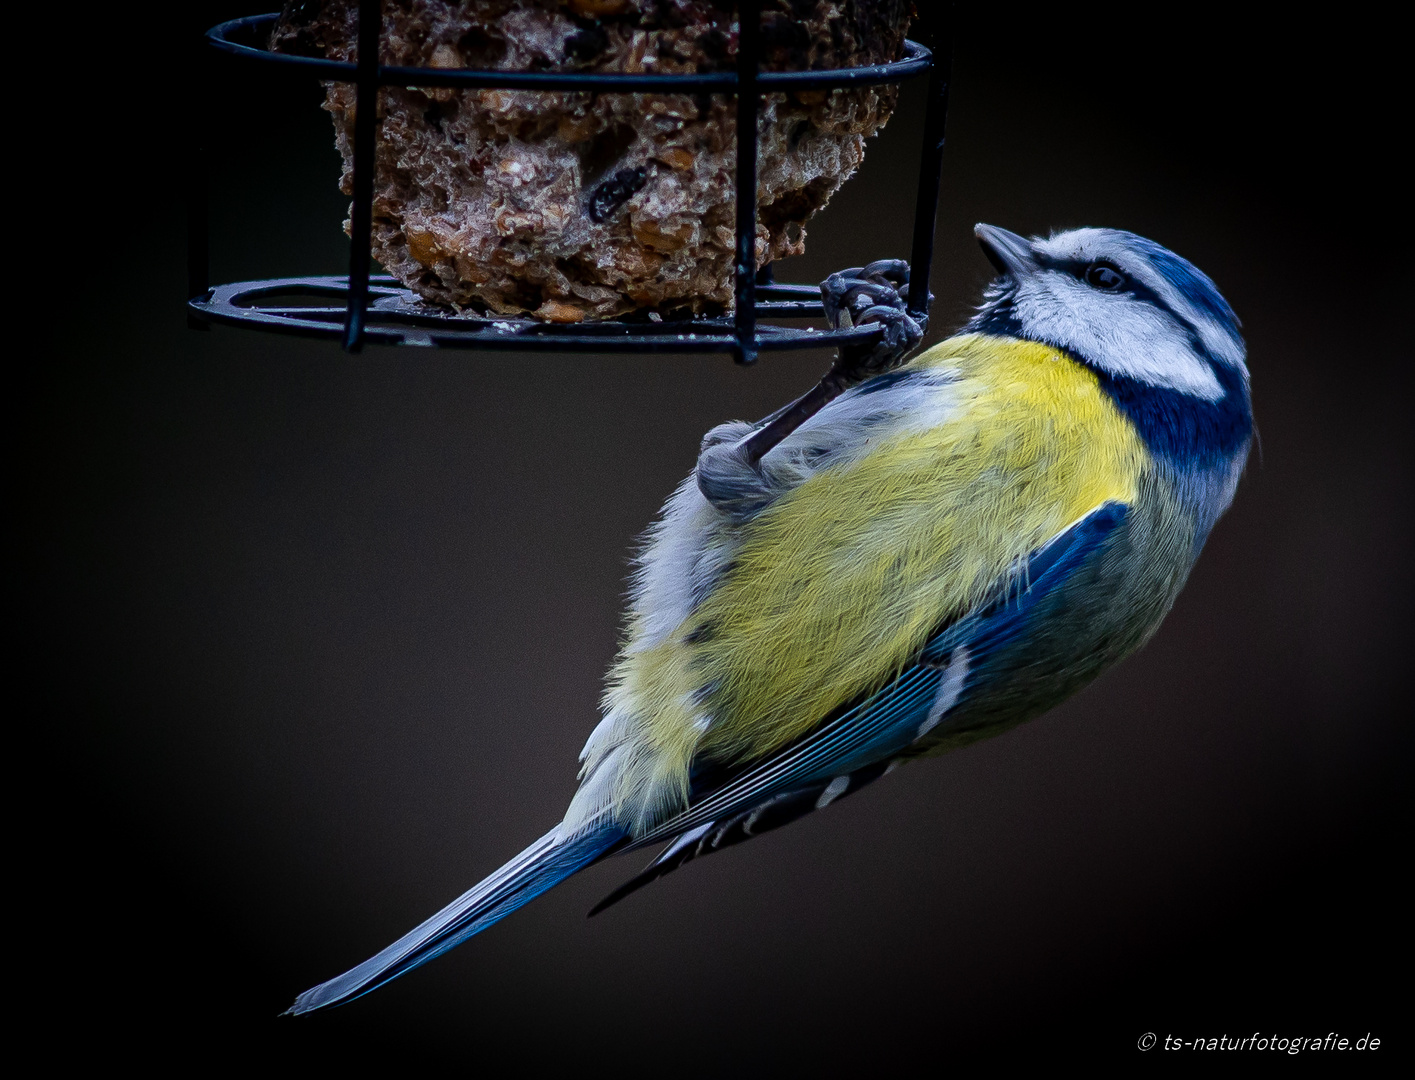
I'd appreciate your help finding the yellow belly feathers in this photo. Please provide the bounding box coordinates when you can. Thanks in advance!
[603,334,1150,815]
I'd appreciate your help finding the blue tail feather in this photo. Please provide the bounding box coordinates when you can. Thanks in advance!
[285,823,626,1015]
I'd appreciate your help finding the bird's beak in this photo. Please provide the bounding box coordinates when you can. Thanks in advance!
[974,223,1038,277]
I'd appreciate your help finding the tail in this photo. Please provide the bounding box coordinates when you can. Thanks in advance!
[285,823,625,1015]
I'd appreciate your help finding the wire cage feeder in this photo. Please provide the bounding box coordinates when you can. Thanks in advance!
[188,1,952,365]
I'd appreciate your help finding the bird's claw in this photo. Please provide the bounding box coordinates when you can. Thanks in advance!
[821,259,926,382]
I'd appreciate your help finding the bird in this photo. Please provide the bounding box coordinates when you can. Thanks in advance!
[286,224,1252,1014]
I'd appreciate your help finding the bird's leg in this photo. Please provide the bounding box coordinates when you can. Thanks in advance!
[740,260,925,466]
[696,261,927,515]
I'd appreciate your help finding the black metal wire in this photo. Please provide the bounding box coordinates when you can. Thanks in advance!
[195,276,885,353]
[205,14,933,91]
[906,7,953,323]
[191,8,952,358]
[186,30,211,333]
[343,0,381,352]
[733,0,761,366]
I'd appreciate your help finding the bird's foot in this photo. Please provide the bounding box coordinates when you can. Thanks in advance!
[821,259,926,383]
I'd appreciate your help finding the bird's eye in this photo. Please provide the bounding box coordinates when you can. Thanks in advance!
[1084,262,1125,290]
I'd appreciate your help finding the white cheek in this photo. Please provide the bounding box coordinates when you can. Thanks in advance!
[1013,275,1225,401]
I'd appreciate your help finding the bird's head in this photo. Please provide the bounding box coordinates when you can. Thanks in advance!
[970,224,1248,407]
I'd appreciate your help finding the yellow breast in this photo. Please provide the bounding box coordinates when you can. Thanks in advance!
[603,334,1149,818]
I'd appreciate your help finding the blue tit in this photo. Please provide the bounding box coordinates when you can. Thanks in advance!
[286,224,1252,1014]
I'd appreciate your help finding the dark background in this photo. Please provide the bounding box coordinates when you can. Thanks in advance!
[30,3,1408,1068]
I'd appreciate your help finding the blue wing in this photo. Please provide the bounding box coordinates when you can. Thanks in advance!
[589,502,1128,914]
